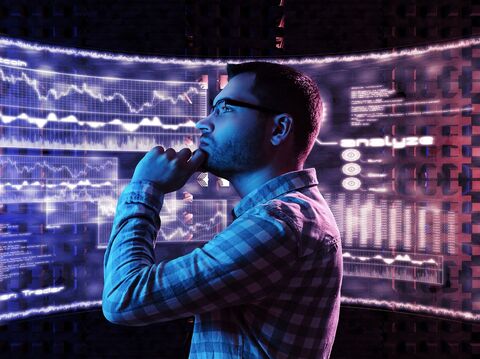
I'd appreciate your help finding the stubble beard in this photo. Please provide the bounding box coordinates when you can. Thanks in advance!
[203,129,269,179]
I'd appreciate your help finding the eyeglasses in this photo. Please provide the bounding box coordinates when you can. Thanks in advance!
[209,98,282,117]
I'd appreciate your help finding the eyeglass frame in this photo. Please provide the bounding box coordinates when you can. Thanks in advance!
[209,97,283,116]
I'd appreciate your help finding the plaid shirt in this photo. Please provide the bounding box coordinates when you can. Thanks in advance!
[103,168,343,358]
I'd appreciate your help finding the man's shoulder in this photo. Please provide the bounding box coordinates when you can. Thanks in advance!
[256,188,323,228]
[253,189,342,258]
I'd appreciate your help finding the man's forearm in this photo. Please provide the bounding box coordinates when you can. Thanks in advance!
[102,180,164,325]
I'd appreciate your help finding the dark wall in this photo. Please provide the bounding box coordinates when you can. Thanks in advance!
[0,0,477,56]
[0,1,479,358]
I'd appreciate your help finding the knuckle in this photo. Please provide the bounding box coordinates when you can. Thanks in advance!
[178,148,192,160]
[151,145,164,153]
[165,148,176,159]
[146,146,163,158]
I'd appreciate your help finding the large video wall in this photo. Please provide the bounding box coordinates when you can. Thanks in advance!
[0,36,477,322]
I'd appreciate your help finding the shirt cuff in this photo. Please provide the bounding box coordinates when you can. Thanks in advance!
[120,180,166,214]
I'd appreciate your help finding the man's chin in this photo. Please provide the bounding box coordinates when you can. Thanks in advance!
[201,163,228,179]
[197,163,214,175]
[195,149,209,173]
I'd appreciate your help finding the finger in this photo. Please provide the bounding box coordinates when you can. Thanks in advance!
[187,149,207,171]
[164,148,176,160]
[177,148,192,162]
[150,145,164,154]
[145,145,164,159]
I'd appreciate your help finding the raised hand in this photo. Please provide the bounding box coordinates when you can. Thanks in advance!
[131,146,207,193]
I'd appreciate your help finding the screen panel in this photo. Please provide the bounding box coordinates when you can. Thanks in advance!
[0,36,477,322]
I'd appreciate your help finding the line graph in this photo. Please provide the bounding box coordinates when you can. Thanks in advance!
[96,198,228,247]
[0,66,207,116]
[0,180,118,203]
[0,64,207,151]
[0,155,117,179]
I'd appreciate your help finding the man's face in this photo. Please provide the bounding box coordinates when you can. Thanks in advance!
[195,72,271,179]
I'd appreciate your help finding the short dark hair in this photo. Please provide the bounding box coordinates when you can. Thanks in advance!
[227,61,322,163]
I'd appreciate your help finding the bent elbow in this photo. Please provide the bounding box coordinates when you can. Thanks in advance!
[102,271,144,326]
[101,286,144,326]
[101,303,120,325]
[101,294,125,325]
[101,296,148,327]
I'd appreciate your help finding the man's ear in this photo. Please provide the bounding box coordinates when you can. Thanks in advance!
[271,113,293,146]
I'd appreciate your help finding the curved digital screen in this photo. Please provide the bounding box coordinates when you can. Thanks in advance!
[0,36,477,323]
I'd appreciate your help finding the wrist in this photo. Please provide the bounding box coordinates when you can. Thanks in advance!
[123,180,166,211]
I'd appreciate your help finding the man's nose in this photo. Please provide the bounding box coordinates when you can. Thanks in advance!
[195,115,213,134]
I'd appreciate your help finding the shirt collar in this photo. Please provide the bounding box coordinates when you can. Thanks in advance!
[232,168,319,220]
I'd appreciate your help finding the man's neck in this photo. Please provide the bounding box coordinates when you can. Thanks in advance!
[229,164,302,198]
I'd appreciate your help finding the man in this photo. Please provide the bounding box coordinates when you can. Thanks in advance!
[102,62,343,358]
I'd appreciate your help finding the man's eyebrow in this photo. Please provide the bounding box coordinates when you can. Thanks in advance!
[212,97,230,107]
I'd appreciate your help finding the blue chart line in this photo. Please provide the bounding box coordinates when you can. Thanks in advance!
[0,64,207,151]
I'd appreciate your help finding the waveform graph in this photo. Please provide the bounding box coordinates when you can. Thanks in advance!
[0,63,207,151]
[156,198,227,242]
[0,155,118,180]
[0,155,119,204]
[343,249,444,285]
[45,179,118,203]
[0,112,202,152]
[0,179,46,203]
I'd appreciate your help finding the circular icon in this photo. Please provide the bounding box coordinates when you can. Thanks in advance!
[341,149,361,162]
[342,177,362,191]
[342,163,361,176]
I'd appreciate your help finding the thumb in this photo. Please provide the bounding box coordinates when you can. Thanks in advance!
[187,149,207,171]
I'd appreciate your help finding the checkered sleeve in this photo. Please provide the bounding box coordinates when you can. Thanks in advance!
[102,180,298,326]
